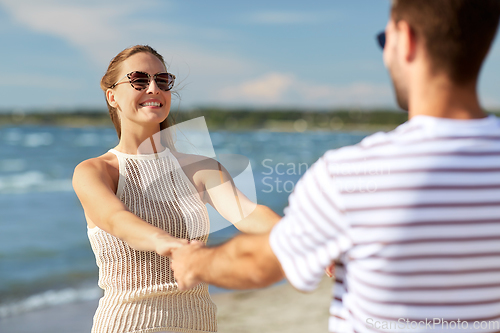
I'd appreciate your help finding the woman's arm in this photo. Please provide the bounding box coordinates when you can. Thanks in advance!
[172,152,280,234]
[200,162,281,234]
[228,204,281,234]
[72,158,187,256]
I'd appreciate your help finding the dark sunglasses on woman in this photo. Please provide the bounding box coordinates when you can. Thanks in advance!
[110,71,176,91]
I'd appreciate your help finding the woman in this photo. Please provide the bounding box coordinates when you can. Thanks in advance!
[72,45,280,333]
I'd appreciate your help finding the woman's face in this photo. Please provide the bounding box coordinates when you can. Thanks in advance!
[106,52,172,128]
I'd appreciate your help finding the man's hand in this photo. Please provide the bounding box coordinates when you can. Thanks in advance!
[171,240,207,291]
[171,232,283,290]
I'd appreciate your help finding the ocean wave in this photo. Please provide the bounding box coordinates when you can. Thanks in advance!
[74,132,118,147]
[2,131,54,147]
[0,286,102,318]
[0,171,73,194]
[74,133,101,147]
[23,133,54,147]
[3,129,23,143]
[0,159,27,172]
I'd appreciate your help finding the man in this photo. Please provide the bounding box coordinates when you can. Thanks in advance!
[172,0,500,332]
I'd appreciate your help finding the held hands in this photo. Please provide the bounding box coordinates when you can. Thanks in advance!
[154,234,189,257]
[171,240,206,291]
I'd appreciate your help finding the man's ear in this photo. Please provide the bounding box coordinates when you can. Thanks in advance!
[106,89,119,108]
[397,20,417,63]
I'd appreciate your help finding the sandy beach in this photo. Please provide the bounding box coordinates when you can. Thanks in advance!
[0,277,332,333]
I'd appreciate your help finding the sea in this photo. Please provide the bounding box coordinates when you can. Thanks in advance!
[0,124,371,319]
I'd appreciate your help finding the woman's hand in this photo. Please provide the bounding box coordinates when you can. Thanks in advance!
[154,234,189,257]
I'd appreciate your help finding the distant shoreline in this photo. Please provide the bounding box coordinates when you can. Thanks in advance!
[1,108,498,132]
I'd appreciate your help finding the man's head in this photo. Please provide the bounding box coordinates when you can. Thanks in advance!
[384,0,500,111]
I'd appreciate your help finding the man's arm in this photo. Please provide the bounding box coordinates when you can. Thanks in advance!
[171,231,285,290]
[172,155,346,292]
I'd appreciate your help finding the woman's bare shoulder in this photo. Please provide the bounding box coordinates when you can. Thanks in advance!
[73,151,119,188]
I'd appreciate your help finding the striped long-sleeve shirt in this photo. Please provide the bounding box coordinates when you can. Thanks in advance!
[269,114,500,333]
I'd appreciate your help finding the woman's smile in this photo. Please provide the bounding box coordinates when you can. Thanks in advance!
[139,99,163,108]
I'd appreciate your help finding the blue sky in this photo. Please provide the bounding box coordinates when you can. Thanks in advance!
[1,0,499,112]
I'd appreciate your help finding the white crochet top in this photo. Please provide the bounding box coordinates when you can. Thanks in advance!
[87,148,217,333]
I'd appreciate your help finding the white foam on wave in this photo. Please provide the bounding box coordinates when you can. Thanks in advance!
[23,133,54,147]
[0,171,73,194]
[0,286,102,318]
[3,131,55,147]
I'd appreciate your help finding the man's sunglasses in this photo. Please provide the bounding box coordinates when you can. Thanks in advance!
[376,31,386,49]
[110,71,176,91]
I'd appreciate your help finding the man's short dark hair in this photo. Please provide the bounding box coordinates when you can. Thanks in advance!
[391,0,500,84]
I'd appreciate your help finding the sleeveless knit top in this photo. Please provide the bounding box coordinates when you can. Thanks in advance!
[87,148,217,333]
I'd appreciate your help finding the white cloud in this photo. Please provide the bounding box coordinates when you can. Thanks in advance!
[0,0,131,62]
[217,72,394,107]
[220,73,294,103]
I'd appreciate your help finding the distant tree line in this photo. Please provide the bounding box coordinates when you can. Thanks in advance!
[1,108,498,131]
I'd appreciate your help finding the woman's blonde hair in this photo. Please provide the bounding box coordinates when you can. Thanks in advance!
[100,45,175,139]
